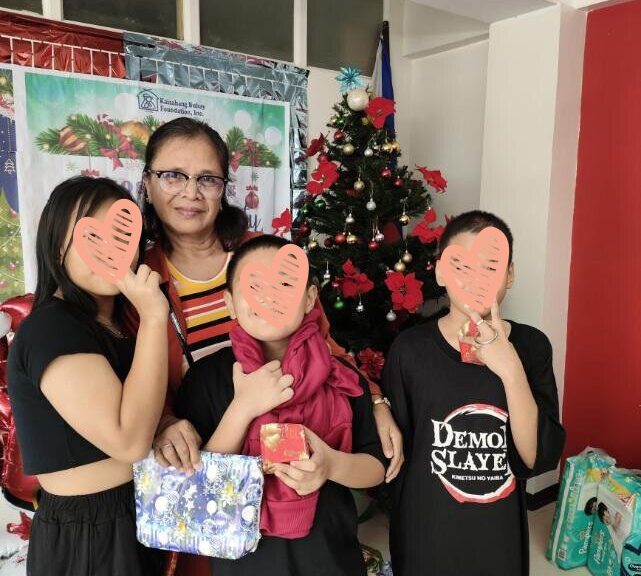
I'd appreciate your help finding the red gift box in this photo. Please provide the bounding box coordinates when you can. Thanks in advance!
[458,320,484,365]
[260,423,310,473]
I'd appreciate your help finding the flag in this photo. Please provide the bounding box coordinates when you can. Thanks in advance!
[373,21,402,243]
[372,21,395,137]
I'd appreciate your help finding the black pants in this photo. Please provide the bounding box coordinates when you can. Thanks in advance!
[27,481,163,576]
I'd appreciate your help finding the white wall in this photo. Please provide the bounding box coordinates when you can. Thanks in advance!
[479,4,586,493]
[480,6,561,327]
[307,67,345,140]
[409,40,488,220]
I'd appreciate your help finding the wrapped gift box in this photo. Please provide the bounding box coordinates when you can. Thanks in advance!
[260,423,310,473]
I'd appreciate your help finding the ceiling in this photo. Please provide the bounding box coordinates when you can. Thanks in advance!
[410,0,558,23]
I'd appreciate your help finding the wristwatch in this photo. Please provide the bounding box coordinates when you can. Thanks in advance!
[373,396,392,409]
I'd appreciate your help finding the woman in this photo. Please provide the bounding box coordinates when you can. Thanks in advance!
[8,177,167,576]
[137,117,404,575]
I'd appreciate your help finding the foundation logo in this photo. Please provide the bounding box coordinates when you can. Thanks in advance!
[430,404,516,504]
[138,89,159,112]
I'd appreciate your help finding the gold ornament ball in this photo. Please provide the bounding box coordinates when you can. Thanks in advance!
[361,117,370,126]
[342,143,355,156]
[307,239,319,250]
[402,251,413,264]
[382,142,394,153]
[391,141,401,152]
[354,179,366,192]
[399,213,410,226]
[346,233,358,245]
[394,260,407,273]
[329,115,338,126]
[120,120,151,145]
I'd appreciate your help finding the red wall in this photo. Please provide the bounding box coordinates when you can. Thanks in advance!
[563,0,641,467]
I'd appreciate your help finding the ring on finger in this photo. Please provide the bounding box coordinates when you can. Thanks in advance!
[474,328,499,346]
[475,318,485,327]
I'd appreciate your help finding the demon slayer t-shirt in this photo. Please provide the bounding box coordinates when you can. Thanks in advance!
[382,318,565,576]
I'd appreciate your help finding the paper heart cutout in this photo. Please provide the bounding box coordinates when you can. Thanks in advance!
[441,226,509,314]
[72,199,142,284]
[239,245,309,329]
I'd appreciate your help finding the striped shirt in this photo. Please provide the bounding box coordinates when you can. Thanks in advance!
[167,254,237,374]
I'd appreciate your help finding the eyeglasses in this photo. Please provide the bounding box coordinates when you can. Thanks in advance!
[146,169,227,198]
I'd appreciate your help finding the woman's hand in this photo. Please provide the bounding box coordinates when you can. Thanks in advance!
[116,265,168,323]
[373,403,404,483]
[463,301,523,382]
[153,417,202,475]
[273,428,333,496]
[232,361,294,420]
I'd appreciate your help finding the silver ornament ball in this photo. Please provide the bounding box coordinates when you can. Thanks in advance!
[386,310,397,322]
[374,231,385,243]
[366,199,377,211]
[345,212,355,225]
[364,148,374,157]
[356,302,365,313]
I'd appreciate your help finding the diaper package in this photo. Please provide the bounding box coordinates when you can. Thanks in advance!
[588,469,641,576]
[547,448,615,569]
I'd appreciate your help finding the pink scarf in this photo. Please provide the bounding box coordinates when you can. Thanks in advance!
[229,309,363,539]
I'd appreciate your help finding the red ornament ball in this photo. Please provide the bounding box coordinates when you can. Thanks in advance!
[346,188,360,198]
[381,167,392,178]
[331,280,341,290]
[324,237,335,248]
[333,130,345,142]
[244,189,259,210]
[335,232,347,245]
[298,222,311,237]
[394,177,404,188]
[368,240,379,251]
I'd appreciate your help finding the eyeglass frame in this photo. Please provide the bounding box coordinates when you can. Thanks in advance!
[144,169,229,198]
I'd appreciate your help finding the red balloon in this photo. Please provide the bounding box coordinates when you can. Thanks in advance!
[0,294,39,510]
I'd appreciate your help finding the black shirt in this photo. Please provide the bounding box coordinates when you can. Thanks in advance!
[382,319,565,576]
[175,346,387,576]
[7,298,135,475]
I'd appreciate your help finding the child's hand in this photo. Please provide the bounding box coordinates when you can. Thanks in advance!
[462,301,523,382]
[231,360,294,420]
[273,428,333,496]
[116,265,168,323]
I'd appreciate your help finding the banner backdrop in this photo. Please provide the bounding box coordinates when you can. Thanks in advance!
[8,66,290,291]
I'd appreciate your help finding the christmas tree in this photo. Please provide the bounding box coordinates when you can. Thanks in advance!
[294,72,448,380]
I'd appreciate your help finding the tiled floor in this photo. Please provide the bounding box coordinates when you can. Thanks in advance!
[357,499,592,576]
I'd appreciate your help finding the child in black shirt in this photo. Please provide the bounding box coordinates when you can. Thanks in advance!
[8,177,167,576]
[175,235,386,576]
[382,210,565,576]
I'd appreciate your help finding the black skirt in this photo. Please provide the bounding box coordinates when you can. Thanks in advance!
[27,481,163,576]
